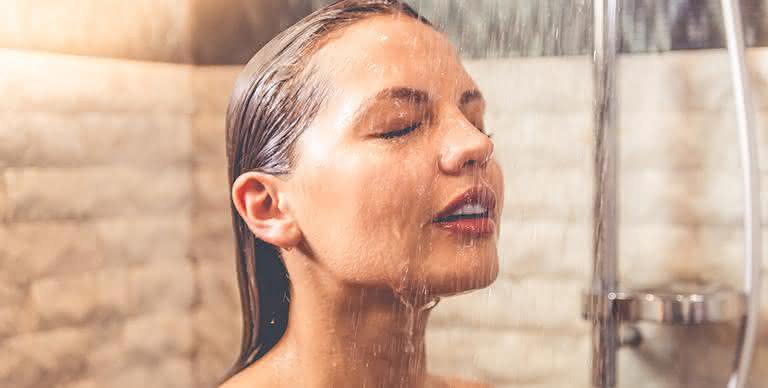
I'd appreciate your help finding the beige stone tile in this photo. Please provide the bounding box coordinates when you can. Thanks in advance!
[0,216,188,285]
[192,113,228,167]
[194,257,238,311]
[60,379,100,388]
[620,109,768,173]
[194,349,234,388]
[427,326,589,386]
[192,257,238,385]
[0,0,192,63]
[28,268,130,327]
[751,49,768,110]
[489,111,592,170]
[0,307,19,339]
[0,112,192,168]
[127,257,195,316]
[193,166,230,211]
[0,49,194,114]
[192,66,241,115]
[190,208,234,262]
[192,301,239,388]
[618,50,728,114]
[77,358,193,388]
[82,325,127,378]
[620,168,745,225]
[123,311,194,360]
[502,167,592,222]
[464,56,592,114]
[497,220,590,279]
[1,326,94,388]
[0,281,24,309]
[0,281,31,339]
[429,276,588,335]
[0,297,38,340]
[619,223,744,289]
[0,170,8,222]
[192,255,239,383]
[618,48,767,114]
[4,166,191,221]
[192,304,239,360]
[0,345,37,387]
[94,216,190,266]
[620,111,726,171]
[144,358,194,388]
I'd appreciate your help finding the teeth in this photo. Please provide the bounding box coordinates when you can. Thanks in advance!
[448,202,487,216]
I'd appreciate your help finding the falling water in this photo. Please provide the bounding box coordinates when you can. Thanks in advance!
[396,295,441,354]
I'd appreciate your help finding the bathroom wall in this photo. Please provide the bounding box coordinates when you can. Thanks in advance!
[0,49,198,388]
[2,46,768,388]
[5,1,768,65]
[0,0,315,64]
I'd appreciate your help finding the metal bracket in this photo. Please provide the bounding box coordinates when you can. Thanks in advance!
[582,280,746,325]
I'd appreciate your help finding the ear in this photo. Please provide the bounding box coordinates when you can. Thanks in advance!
[231,171,301,250]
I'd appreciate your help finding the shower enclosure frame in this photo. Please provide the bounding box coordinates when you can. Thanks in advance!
[583,1,762,387]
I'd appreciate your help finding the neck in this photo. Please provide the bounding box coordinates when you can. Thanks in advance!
[263,249,440,388]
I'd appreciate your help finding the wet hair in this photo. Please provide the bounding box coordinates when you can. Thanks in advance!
[222,0,433,382]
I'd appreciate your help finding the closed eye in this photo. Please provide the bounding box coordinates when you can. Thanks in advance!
[379,122,421,139]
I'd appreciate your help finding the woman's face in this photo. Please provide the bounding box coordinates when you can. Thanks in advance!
[286,14,504,298]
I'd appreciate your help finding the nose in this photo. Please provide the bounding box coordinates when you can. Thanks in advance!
[438,113,494,174]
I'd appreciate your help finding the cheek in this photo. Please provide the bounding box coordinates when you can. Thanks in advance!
[351,160,436,287]
[296,148,434,283]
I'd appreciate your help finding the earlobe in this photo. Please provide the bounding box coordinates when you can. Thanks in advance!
[259,218,302,250]
[231,171,301,250]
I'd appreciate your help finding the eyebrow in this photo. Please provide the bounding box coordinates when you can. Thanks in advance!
[352,86,484,125]
[384,86,429,103]
[459,88,483,105]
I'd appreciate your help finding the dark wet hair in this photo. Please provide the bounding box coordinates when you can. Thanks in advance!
[222,0,433,382]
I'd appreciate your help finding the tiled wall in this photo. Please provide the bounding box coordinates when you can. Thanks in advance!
[2,47,768,388]
[0,49,197,388]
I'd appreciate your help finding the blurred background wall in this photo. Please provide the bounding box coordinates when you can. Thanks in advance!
[2,1,768,388]
[1,0,767,64]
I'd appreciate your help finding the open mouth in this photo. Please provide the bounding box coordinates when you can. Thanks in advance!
[433,211,490,223]
[431,185,496,235]
[432,201,491,223]
[432,204,494,235]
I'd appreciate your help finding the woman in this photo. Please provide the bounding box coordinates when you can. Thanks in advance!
[220,0,504,387]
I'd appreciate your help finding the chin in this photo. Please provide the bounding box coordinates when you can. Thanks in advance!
[424,251,499,297]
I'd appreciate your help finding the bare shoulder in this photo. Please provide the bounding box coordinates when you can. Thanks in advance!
[216,374,243,388]
[428,373,493,388]
[217,368,272,388]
